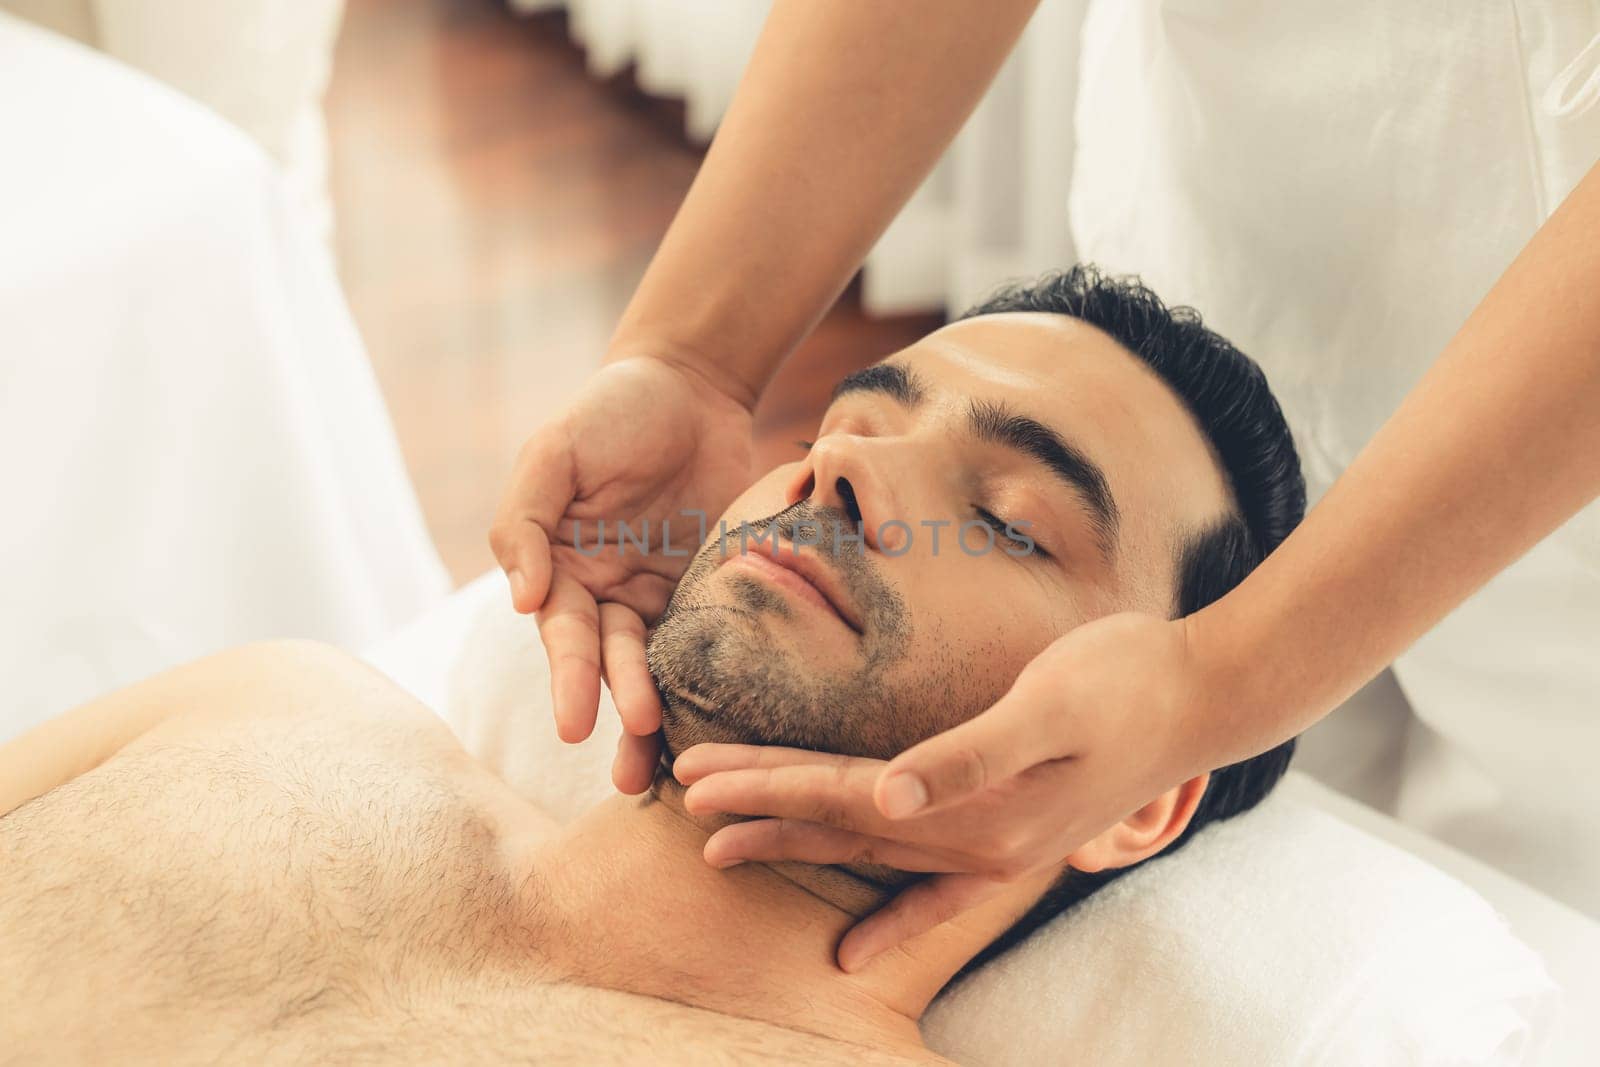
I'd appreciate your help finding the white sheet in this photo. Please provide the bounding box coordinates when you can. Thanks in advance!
[0,15,448,740]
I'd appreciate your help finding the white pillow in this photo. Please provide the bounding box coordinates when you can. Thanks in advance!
[446,596,1560,1066]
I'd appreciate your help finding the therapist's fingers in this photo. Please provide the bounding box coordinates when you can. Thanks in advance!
[683,762,889,835]
[536,569,602,743]
[599,602,662,736]
[489,426,576,614]
[875,687,1052,819]
[835,874,1010,974]
[601,598,664,791]
[672,743,857,785]
[703,819,959,873]
[612,729,663,796]
[600,569,681,630]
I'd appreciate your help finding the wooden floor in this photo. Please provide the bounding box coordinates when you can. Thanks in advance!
[325,0,943,585]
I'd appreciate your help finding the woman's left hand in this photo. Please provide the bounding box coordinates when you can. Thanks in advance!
[671,611,1222,972]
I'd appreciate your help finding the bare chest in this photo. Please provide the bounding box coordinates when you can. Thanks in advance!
[0,734,529,1058]
[0,736,926,1065]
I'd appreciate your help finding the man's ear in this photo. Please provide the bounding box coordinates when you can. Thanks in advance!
[1065,773,1209,874]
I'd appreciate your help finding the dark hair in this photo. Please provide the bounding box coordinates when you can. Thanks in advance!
[956,265,1306,975]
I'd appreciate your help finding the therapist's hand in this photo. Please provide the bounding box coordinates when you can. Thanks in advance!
[671,612,1218,971]
[490,355,754,787]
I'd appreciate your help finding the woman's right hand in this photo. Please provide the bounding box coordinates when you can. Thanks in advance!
[487,0,1045,792]
[490,356,755,790]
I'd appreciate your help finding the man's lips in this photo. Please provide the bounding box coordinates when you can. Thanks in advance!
[720,539,865,635]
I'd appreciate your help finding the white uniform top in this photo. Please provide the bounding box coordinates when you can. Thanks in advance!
[1068,0,1600,915]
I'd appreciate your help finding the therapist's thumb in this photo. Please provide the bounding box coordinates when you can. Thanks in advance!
[489,426,576,614]
[875,689,1047,818]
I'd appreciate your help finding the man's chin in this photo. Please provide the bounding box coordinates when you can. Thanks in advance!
[656,685,742,759]
[654,667,824,761]
[645,590,906,762]
[646,601,804,756]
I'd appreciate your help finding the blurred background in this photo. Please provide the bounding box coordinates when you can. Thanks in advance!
[7,0,951,585]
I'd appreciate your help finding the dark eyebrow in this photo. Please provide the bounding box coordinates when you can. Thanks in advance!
[967,399,1120,552]
[831,362,926,407]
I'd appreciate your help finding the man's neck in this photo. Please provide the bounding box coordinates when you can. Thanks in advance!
[518,776,964,1055]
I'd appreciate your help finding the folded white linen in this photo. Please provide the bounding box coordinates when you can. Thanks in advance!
[442,591,1561,1066]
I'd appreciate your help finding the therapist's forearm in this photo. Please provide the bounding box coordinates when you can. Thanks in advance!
[1191,161,1600,768]
[606,0,1042,409]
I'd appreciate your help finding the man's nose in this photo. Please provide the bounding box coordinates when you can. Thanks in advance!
[817,474,863,525]
[787,435,904,552]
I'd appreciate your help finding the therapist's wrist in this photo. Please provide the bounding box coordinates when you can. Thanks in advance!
[1176,608,1272,775]
[602,335,767,413]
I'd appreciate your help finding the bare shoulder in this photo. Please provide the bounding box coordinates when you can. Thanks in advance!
[4,638,555,870]
[121,639,453,745]
[127,639,559,836]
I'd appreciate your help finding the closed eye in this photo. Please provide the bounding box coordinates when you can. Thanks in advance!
[975,506,1049,559]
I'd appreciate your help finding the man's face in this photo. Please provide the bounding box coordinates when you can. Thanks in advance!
[648,312,1233,759]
